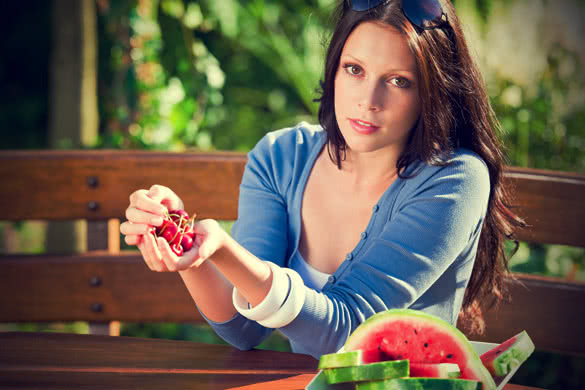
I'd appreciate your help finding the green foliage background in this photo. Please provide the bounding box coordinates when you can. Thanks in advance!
[1,0,584,389]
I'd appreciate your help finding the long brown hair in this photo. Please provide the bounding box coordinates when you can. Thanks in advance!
[315,0,526,335]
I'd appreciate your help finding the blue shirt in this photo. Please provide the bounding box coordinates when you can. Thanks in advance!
[200,122,490,359]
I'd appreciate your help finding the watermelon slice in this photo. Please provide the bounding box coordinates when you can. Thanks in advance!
[480,330,535,378]
[410,362,460,378]
[343,309,497,390]
[319,350,363,369]
[355,377,482,390]
[324,359,409,384]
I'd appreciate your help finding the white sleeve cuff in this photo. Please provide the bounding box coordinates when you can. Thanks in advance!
[257,267,305,329]
[232,261,289,322]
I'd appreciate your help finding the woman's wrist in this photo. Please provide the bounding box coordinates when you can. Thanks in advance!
[207,221,232,263]
[207,229,272,307]
[208,225,241,265]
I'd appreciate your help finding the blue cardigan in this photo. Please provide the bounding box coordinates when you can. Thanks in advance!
[200,122,490,359]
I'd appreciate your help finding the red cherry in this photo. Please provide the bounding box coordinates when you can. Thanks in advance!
[183,222,194,236]
[180,233,194,252]
[171,244,184,256]
[161,223,179,244]
[169,209,189,224]
[155,218,173,236]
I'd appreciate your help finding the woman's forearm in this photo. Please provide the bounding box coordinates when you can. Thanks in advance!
[177,230,273,322]
[178,261,237,322]
[211,233,273,307]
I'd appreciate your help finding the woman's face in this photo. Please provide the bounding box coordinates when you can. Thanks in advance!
[334,21,421,157]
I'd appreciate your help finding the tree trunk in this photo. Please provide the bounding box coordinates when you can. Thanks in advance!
[45,0,97,254]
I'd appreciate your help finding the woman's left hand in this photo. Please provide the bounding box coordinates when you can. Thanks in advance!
[155,219,228,272]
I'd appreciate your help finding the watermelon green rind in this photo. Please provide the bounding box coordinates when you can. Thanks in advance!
[323,359,409,384]
[480,330,535,377]
[319,350,363,369]
[343,309,496,390]
[355,378,482,390]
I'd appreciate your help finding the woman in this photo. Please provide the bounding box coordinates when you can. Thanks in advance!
[120,0,523,359]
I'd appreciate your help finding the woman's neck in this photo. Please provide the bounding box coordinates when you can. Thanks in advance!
[328,146,401,191]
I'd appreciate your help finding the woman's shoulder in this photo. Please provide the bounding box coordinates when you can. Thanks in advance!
[400,148,491,199]
[410,148,489,180]
[446,148,490,177]
[254,121,325,153]
[243,122,325,191]
[392,149,491,224]
[247,121,325,167]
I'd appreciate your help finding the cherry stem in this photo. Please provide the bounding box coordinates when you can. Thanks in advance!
[154,210,197,242]
[170,215,184,244]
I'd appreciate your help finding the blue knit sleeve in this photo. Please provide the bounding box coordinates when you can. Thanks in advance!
[278,152,491,358]
[230,131,292,265]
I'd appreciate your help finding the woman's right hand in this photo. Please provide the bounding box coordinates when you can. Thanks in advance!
[120,184,184,271]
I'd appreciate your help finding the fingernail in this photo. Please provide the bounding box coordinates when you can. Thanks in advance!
[151,217,163,226]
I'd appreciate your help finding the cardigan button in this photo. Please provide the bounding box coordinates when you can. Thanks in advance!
[360,231,368,239]
[328,276,336,284]
[372,204,379,212]
[345,253,353,261]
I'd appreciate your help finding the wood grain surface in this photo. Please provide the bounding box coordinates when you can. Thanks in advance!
[0,332,546,390]
[504,166,585,247]
[0,251,203,323]
[0,150,246,221]
[1,150,584,247]
[472,273,585,355]
[2,252,584,355]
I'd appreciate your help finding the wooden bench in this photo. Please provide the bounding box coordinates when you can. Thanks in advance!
[1,150,584,356]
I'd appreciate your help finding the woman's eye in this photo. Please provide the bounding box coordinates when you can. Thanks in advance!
[389,77,411,88]
[343,64,363,76]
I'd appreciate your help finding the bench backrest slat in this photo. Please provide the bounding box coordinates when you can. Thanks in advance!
[475,273,585,355]
[2,151,583,247]
[0,252,202,323]
[2,253,584,354]
[0,150,246,221]
[504,167,585,247]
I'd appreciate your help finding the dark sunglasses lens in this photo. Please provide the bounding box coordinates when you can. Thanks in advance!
[351,0,387,11]
[402,0,443,28]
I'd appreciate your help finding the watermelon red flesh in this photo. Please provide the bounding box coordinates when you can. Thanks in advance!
[410,363,460,378]
[480,330,535,377]
[480,334,518,375]
[344,309,496,390]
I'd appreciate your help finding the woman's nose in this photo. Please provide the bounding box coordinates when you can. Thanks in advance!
[357,81,383,112]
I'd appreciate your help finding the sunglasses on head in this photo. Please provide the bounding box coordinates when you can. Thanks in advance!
[351,0,449,32]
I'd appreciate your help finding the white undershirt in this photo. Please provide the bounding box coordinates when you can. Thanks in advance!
[289,250,331,291]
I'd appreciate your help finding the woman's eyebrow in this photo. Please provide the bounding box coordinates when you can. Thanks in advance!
[342,54,417,76]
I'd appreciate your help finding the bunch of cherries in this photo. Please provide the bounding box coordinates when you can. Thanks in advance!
[149,209,196,256]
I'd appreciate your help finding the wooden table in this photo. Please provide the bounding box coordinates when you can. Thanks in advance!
[0,332,545,389]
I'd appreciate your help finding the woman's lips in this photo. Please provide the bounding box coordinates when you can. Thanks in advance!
[349,118,380,135]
